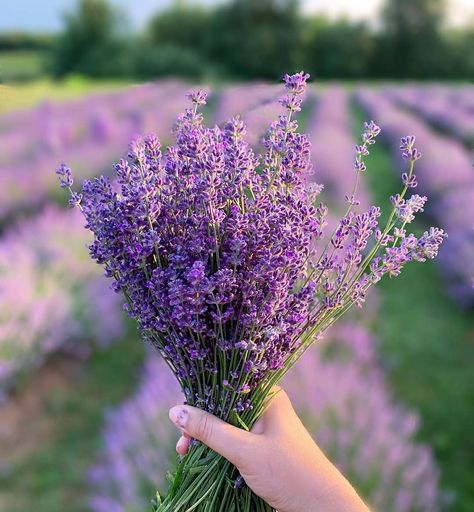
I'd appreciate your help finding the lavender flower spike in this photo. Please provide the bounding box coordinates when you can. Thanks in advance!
[56,162,73,188]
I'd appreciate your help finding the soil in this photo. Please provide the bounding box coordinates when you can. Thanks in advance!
[0,355,81,509]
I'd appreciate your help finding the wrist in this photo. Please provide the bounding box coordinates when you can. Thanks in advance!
[299,465,370,512]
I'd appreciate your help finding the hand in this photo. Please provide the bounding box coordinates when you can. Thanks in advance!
[169,387,370,512]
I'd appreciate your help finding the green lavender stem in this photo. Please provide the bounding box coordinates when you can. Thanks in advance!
[155,443,274,512]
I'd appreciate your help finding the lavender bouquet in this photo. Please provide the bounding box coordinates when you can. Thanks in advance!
[57,73,445,512]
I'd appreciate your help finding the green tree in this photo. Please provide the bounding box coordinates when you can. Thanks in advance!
[208,0,301,79]
[301,17,373,79]
[50,0,125,78]
[373,0,447,78]
[443,26,474,79]
[148,2,211,54]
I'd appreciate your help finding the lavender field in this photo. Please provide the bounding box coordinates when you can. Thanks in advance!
[0,80,472,512]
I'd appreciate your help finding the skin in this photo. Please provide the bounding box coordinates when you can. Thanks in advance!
[169,386,370,512]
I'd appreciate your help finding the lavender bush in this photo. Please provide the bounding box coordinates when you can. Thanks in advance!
[59,73,445,511]
[387,85,474,147]
[0,206,123,397]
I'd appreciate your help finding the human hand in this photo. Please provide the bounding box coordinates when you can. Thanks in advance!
[169,387,370,512]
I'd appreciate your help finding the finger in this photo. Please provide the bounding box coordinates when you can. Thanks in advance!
[250,416,265,435]
[169,405,254,467]
[176,434,191,455]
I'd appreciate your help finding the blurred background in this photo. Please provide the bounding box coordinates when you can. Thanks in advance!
[0,1,473,511]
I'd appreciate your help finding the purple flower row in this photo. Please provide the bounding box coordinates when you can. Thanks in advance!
[0,206,124,398]
[354,88,474,307]
[385,85,474,146]
[307,86,372,212]
[0,80,190,220]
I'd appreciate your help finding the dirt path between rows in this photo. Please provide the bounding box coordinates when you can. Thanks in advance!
[0,355,81,509]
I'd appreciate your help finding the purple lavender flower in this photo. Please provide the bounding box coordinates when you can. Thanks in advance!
[56,162,73,188]
[282,71,310,95]
[59,73,445,512]
[187,89,208,107]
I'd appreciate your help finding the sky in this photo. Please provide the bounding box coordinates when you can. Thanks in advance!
[2,0,474,32]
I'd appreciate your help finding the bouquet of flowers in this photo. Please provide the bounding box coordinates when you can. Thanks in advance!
[57,72,445,511]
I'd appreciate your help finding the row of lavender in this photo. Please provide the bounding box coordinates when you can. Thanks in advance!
[0,82,282,397]
[0,207,123,398]
[386,85,473,147]
[354,87,474,307]
[88,88,443,512]
[0,80,190,220]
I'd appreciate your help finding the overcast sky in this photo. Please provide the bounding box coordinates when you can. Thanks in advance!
[2,0,474,32]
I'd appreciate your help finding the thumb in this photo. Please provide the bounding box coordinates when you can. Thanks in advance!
[169,405,253,468]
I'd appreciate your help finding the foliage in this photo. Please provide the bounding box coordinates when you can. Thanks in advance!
[0,32,54,51]
[0,51,45,83]
[128,42,208,80]
[206,0,300,79]
[45,0,474,80]
[148,4,212,54]
[300,17,373,79]
[443,26,474,80]
[371,0,448,78]
[49,0,124,78]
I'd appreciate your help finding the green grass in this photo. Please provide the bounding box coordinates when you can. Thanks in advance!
[0,50,46,83]
[1,333,145,512]
[0,76,131,115]
[353,106,474,511]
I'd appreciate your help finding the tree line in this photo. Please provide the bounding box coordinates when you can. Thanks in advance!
[46,0,474,80]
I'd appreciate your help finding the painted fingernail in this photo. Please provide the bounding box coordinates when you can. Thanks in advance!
[169,406,189,428]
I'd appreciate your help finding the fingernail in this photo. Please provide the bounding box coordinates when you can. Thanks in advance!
[169,406,189,429]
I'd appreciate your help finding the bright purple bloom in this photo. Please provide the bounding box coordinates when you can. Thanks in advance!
[60,75,444,407]
[60,73,445,510]
[56,162,73,188]
[187,89,208,107]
